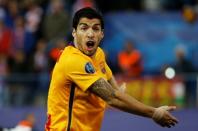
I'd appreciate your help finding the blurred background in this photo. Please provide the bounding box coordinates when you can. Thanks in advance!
[0,0,198,131]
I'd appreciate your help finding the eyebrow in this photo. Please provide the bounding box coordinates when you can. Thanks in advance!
[79,23,101,27]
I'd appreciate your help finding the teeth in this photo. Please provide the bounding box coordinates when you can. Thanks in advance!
[87,41,94,44]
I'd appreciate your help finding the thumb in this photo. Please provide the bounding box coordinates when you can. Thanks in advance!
[120,82,126,88]
[167,106,177,111]
[119,82,126,92]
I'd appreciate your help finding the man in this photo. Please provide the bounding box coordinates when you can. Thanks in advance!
[174,45,196,107]
[45,7,178,131]
[118,40,143,77]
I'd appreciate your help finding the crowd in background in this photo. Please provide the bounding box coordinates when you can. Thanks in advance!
[0,0,73,107]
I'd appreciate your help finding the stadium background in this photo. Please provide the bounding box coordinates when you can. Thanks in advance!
[0,0,198,130]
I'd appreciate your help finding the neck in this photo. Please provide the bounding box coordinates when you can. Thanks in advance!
[73,40,78,49]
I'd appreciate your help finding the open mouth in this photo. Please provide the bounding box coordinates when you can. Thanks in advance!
[86,41,95,50]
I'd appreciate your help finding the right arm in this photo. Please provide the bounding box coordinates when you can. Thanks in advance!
[89,78,178,128]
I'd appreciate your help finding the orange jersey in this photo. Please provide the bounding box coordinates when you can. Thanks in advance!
[45,45,112,131]
[118,50,142,77]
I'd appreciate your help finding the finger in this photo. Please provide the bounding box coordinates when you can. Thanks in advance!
[165,124,171,128]
[120,82,126,92]
[157,118,169,128]
[168,114,179,123]
[161,122,170,128]
[167,118,178,127]
[120,82,126,89]
[157,115,176,128]
[172,117,179,123]
[163,120,174,128]
[167,106,177,111]
[157,121,165,127]
[172,119,178,124]
[166,119,176,126]
[169,120,176,126]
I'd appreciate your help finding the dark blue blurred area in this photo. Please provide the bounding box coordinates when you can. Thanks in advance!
[102,12,198,74]
[102,108,198,131]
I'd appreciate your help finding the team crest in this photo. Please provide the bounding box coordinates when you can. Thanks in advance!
[99,62,106,74]
[101,67,106,74]
[85,62,95,74]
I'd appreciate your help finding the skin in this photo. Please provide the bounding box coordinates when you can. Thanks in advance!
[72,17,178,128]
[90,78,178,128]
[72,18,104,57]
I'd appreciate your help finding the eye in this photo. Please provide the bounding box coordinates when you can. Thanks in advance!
[80,26,88,31]
[93,27,100,32]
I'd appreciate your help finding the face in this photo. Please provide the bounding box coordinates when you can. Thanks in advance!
[72,18,104,57]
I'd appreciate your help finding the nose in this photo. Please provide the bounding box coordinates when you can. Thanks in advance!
[87,29,94,38]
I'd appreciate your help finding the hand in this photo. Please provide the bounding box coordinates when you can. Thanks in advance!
[152,106,178,128]
[119,82,126,93]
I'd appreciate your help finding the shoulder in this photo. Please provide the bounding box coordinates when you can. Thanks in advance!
[97,47,105,54]
[61,46,91,69]
[96,47,106,58]
[62,46,87,60]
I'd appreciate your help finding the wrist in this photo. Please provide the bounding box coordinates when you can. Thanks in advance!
[148,107,156,118]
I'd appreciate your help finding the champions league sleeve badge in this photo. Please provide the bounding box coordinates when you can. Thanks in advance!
[85,62,95,74]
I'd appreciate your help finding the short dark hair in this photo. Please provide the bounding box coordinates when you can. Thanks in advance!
[72,7,104,29]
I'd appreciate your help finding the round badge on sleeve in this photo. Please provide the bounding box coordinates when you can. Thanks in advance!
[85,62,95,74]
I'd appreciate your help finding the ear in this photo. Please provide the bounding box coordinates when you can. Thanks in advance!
[100,30,104,40]
[72,28,76,37]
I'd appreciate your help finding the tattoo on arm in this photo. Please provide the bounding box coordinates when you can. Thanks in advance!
[89,78,116,102]
[108,76,119,89]
[90,79,155,118]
